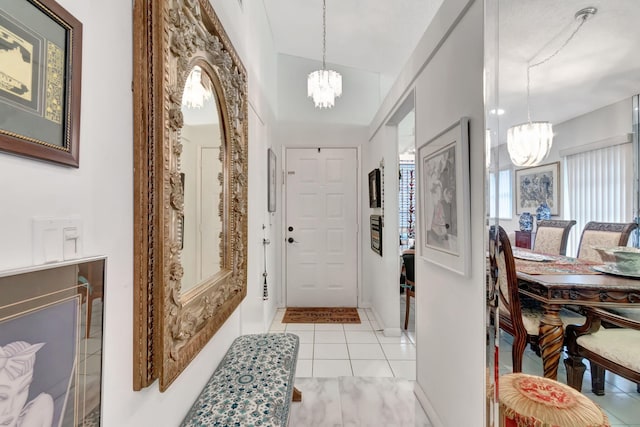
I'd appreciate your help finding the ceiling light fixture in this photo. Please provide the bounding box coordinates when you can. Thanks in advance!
[182,66,213,109]
[307,0,342,108]
[507,7,597,167]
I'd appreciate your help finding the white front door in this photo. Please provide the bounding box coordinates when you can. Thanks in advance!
[285,148,358,307]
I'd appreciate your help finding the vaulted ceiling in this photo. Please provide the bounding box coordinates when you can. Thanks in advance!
[262,0,640,136]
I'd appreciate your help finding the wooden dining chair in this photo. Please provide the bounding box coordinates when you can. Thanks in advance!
[489,225,583,372]
[532,219,576,256]
[565,306,640,395]
[401,252,415,330]
[576,221,638,262]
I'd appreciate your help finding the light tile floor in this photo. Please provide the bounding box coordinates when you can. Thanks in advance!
[499,333,640,426]
[271,304,430,426]
[269,307,417,381]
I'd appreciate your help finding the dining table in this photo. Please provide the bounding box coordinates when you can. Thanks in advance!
[512,248,640,380]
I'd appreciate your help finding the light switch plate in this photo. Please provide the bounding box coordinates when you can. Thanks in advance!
[33,217,83,264]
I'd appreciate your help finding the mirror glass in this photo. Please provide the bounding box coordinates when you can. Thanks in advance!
[486,0,640,424]
[180,65,223,294]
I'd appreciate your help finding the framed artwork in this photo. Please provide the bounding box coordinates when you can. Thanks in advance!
[0,257,106,425]
[368,168,381,208]
[418,117,470,276]
[515,162,560,215]
[268,148,276,212]
[0,0,83,167]
[370,215,383,256]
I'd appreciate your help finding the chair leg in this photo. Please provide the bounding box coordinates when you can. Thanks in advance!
[563,355,586,392]
[511,334,527,373]
[404,290,411,330]
[589,361,606,396]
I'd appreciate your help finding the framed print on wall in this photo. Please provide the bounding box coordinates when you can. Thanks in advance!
[418,117,470,277]
[268,148,276,212]
[515,162,560,215]
[370,214,383,256]
[0,257,106,426]
[368,168,381,208]
[0,0,82,167]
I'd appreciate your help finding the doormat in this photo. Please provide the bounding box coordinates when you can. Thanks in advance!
[282,307,361,324]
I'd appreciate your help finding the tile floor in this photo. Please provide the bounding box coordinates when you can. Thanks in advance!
[499,333,640,426]
[271,302,431,426]
[269,307,417,380]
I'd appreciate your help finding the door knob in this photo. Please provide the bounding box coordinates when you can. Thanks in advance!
[288,226,294,232]
[288,237,295,243]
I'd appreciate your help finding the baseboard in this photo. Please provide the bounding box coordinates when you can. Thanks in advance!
[368,305,402,336]
[414,382,444,427]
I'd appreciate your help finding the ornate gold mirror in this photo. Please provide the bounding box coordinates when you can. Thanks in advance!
[133,0,247,391]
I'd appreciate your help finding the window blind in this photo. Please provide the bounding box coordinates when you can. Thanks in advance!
[399,161,415,248]
[564,142,633,257]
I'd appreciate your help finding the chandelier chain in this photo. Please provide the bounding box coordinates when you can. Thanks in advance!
[525,13,590,123]
[322,0,326,70]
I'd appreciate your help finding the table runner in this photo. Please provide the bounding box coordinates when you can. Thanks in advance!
[516,257,601,275]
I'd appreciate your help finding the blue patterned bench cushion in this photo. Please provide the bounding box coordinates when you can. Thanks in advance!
[181,333,300,427]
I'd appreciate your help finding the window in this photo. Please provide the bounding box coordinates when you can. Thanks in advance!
[489,169,513,220]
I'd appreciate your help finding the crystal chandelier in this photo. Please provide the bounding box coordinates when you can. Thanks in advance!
[182,66,212,109]
[507,7,596,167]
[307,0,342,108]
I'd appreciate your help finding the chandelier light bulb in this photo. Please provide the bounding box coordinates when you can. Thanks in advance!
[308,69,342,109]
[507,122,553,167]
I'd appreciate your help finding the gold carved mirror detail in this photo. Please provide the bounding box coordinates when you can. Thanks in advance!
[133,0,247,391]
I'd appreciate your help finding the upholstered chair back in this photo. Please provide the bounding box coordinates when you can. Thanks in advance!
[533,220,576,256]
[577,221,637,262]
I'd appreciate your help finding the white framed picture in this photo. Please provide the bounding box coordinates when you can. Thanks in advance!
[418,117,470,277]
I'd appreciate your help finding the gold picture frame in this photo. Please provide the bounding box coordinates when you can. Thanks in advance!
[0,0,82,167]
[133,0,248,391]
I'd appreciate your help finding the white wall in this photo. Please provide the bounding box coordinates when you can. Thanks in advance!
[365,0,485,425]
[0,0,281,425]
[361,125,402,332]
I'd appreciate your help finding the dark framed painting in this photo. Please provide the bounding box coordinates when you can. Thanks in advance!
[370,214,383,256]
[368,168,381,208]
[0,256,105,425]
[0,0,82,167]
[515,161,560,215]
[418,117,470,276]
[268,148,276,212]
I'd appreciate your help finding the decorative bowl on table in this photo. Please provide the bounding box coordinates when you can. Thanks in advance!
[610,247,640,273]
[594,246,640,273]
[592,246,617,264]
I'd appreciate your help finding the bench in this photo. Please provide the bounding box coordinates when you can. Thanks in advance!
[181,333,301,427]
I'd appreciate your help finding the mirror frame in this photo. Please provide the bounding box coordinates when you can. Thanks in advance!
[133,0,248,391]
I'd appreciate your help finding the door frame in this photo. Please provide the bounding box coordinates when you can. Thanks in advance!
[279,146,362,308]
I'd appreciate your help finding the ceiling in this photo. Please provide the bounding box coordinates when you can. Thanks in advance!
[498,0,640,138]
[262,0,438,77]
[262,0,640,141]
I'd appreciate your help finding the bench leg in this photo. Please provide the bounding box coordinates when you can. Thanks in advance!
[292,387,302,402]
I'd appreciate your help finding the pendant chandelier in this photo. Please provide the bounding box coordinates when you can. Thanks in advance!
[183,66,212,109]
[507,7,596,167]
[307,0,342,108]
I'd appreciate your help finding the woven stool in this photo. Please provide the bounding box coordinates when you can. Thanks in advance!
[499,373,609,427]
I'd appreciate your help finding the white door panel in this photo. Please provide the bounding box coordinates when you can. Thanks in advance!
[286,148,358,307]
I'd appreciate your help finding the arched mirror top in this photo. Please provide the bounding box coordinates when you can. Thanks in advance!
[134,0,248,391]
[178,64,225,296]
